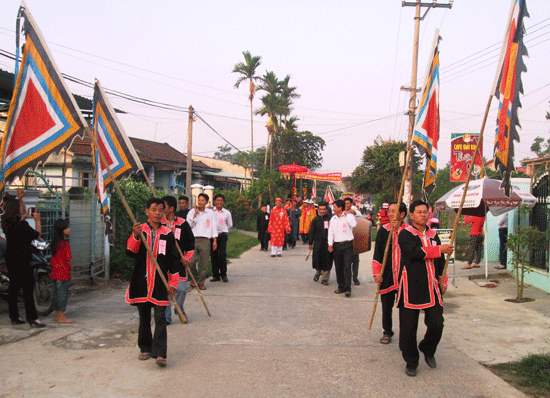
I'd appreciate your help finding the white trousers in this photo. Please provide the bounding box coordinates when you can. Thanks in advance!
[271,246,283,256]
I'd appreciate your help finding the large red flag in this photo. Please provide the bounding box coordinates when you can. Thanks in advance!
[492,0,529,197]
[0,2,87,196]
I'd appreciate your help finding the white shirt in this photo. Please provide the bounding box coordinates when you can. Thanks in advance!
[328,212,357,246]
[214,207,233,233]
[187,208,218,239]
[498,213,508,229]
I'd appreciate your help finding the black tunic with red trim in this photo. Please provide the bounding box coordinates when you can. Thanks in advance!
[396,225,447,309]
[161,216,195,280]
[125,223,180,306]
[371,223,408,295]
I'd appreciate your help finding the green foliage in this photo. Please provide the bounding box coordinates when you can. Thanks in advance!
[109,180,165,279]
[226,230,259,258]
[506,205,549,302]
[492,353,550,394]
[349,137,421,200]
[218,188,257,226]
[530,136,550,158]
[271,129,325,170]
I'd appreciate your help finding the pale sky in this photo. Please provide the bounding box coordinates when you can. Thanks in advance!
[0,0,549,174]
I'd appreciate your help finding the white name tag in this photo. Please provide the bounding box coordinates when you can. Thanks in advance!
[175,228,181,240]
[324,221,329,229]
[206,219,211,228]
[158,239,166,255]
[342,223,347,233]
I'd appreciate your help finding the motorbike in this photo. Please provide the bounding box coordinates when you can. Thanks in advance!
[0,238,54,316]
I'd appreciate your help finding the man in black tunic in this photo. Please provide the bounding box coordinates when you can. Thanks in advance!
[308,201,333,285]
[126,198,180,367]
[256,205,270,251]
[372,201,407,345]
[397,200,453,377]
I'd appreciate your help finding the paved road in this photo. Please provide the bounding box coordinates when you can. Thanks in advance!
[2,239,547,397]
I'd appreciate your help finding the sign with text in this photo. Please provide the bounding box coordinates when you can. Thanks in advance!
[435,229,454,264]
[450,133,483,182]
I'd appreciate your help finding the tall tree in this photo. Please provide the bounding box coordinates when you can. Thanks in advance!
[232,51,262,152]
[349,137,421,200]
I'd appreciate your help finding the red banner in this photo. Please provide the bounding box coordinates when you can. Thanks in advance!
[296,172,342,182]
[450,133,483,182]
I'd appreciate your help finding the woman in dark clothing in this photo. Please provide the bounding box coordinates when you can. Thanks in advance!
[1,197,45,328]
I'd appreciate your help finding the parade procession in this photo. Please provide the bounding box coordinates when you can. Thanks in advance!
[1,0,550,396]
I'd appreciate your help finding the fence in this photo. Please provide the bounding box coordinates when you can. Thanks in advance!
[20,170,109,280]
[531,173,549,271]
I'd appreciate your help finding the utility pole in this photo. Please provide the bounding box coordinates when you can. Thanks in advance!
[186,105,194,205]
[401,0,452,207]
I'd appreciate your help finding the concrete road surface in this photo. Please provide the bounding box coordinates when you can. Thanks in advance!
[2,239,547,397]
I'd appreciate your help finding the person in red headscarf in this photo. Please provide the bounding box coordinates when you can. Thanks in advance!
[267,198,290,257]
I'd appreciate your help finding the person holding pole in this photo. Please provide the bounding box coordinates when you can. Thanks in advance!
[397,200,453,377]
[308,201,333,285]
[187,193,217,290]
[210,194,232,283]
[126,197,179,367]
[328,199,357,297]
[161,195,194,324]
[372,202,408,344]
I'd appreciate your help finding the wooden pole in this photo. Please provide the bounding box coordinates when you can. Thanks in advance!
[186,106,193,205]
[440,95,492,287]
[86,127,187,324]
[142,169,156,194]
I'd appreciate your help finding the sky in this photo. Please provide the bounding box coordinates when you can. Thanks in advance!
[0,0,549,175]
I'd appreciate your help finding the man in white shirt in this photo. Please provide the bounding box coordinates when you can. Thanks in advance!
[187,193,218,290]
[210,194,233,282]
[328,199,357,297]
[344,197,362,286]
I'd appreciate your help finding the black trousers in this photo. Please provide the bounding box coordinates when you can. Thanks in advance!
[260,232,269,250]
[211,233,229,277]
[352,253,360,281]
[381,289,398,337]
[499,228,508,266]
[333,241,354,292]
[7,264,37,322]
[399,303,444,369]
[137,302,168,358]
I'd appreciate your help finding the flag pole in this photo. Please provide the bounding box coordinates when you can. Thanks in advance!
[137,165,212,317]
[87,127,187,324]
[440,95,491,287]
[368,141,413,330]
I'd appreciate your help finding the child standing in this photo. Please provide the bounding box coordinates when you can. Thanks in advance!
[50,219,74,323]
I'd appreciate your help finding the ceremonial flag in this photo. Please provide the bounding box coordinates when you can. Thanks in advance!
[492,0,529,197]
[0,2,87,197]
[92,79,143,217]
[323,186,335,204]
[311,180,316,200]
[412,30,441,202]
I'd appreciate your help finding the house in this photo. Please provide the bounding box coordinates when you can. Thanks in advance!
[192,154,253,190]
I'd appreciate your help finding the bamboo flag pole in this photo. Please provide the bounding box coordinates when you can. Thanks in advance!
[86,127,187,324]
[368,141,414,330]
[440,95,492,287]
[138,155,212,317]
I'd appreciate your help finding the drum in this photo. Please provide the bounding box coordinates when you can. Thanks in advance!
[353,217,372,254]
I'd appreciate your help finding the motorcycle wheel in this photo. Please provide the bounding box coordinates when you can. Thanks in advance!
[34,274,54,316]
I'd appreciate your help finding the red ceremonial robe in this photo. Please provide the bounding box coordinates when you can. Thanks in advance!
[267,207,290,246]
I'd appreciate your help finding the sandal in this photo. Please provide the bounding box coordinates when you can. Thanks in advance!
[334,289,343,294]
[156,357,167,367]
[495,264,506,270]
[321,280,329,285]
[380,336,392,344]
[472,264,480,268]
[461,265,472,270]
[138,352,151,361]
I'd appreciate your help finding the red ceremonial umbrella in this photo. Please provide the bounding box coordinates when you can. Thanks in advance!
[279,163,308,200]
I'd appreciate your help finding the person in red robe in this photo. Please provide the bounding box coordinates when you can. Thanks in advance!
[267,198,290,257]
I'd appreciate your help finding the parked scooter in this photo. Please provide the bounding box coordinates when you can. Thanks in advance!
[0,238,54,316]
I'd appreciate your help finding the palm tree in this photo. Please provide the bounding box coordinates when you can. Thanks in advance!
[280,75,300,115]
[232,51,262,152]
[255,93,290,167]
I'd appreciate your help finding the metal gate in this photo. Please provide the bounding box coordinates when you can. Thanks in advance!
[531,173,549,271]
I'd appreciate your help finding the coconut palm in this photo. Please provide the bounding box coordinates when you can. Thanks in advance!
[232,51,262,152]
[255,93,290,167]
